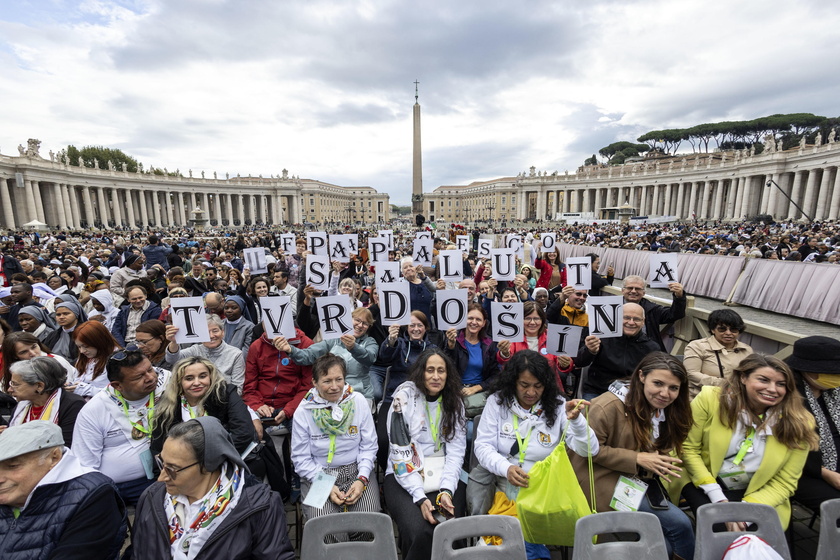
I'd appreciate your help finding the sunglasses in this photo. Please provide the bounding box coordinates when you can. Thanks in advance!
[110,345,141,362]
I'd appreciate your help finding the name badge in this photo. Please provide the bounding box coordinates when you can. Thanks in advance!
[610,475,648,512]
[303,470,338,509]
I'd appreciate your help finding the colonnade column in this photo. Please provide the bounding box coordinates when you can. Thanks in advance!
[68,186,81,229]
[223,194,232,225]
[61,184,74,229]
[179,193,188,225]
[138,191,149,227]
[125,188,136,228]
[261,195,268,224]
[0,179,15,229]
[815,169,833,221]
[787,171,805,219]
[237,195,244,224]
[828,168,840,221]
[32,182,46,222]
[111,189,123,228]
[801,170,819,219]
[711,181,724,220]
[581,190,590,216]
[726,178,741,220]
[99,187,112,226]
[165,191,174,226]
[51,183,67,229]
[765,174,778,218]
[214,195,223,225]
[151,191,161,226]
[674,183,686,219]
[592,188,602,219]
[698,182,710,219]
[23,180,38,223]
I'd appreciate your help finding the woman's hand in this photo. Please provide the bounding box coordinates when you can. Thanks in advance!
[636,452,683,483]
[415,265,425,279]
[461,385,482,397]
[507,465,530,488]
[273,336,291,353]
[165,324,179,342]
[445,328,457,349]
[388,324,400,345]
[437,492,454,518]
[332,260,343,274]
[303,284,316,306]
[343,480,366,505]
[419,498,438,524]
[565,399,590,420]
[329,485,346,506]
[435,278,446,290]
[606,265,615,276]
[497,339,511,358]
[340,333,355,350]
[557,355,571,369]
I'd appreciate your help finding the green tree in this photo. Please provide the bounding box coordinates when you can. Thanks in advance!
[63,145,140,172]
[583,154,598,166]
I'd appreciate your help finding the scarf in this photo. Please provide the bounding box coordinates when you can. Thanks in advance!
[166,464,243,560]
[302,385,355,436]
[510,399,544,438]
[10,388,62,426]
[803,383,840,471]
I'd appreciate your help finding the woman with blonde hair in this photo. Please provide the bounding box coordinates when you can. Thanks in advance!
[150,356,255,459]
[676,353,818,531]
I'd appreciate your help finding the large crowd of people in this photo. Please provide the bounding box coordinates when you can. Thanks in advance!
[0,218,838,560]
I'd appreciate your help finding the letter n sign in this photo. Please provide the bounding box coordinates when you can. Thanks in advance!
[587,296,623,338]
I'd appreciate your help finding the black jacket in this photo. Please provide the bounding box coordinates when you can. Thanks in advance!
[638,295,687,352]
[577,331,661,396]
[150,384,255,460]
[129,476,295,560]
[0,470,126,560]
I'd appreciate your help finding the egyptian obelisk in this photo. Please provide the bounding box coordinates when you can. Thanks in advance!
[412,80,424,216]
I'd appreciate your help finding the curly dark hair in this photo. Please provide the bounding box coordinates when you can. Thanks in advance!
[406,348,464,442]
[492,349,560,428]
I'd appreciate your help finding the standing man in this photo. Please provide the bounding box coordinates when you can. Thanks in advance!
[141,235,172,271]
[621,275,686,352]
[270,270,298,319]
[109,253,146,304]
[71,349,169,506]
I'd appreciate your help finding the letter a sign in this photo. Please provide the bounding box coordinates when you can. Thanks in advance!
[171,297,210,344]
[649,253,679,288]
[316,295,354,340]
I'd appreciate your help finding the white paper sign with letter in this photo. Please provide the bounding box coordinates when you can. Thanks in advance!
[456,235,470,253]
[565,257,592,290]
[375,261,400,285]
[306,232,328,256]
[491,302,524,343]
[506,234,524,261]
[170,297,211,344]
[436,289,468,331]
[477,238,493,259]
[540,233,556,253]
[315,295,354,340]
[413,239,433,267]
[587,296,624,339]
[438,250,463,282]
[279,233,296,254]
[377,282,412,326]
[546,324,584,357]
[243,247,267,274]
[259,296,296,340]
[378,230,394,250]
[490,248,516,281]
[649,253,679,288]
[368,237,390,263]
[306,254,331,291]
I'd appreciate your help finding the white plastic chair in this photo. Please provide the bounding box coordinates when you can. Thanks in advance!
[816,498,840,560]
[430,515,526,560]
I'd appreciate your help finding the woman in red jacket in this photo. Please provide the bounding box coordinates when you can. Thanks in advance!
[534,249,566,290]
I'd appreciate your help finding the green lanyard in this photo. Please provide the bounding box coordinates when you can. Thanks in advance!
[181,396,201,419]
[326,434,337,465]
[425,399,442,452]
[115,389,155,438]
[512,413,534,467]
[732,426,756,466]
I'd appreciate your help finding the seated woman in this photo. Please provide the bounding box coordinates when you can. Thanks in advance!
[131,417,295,560]
[70,321,121,399]
[5,356,86,446]
[497,301,572,390]
[684,309,753,398]
[385,348,466,560]
[276,307,378,399]
[134,320,169,369]
[223,296,255,361]
[17,305,57,344]
[473,350,597,560]
[165,314,246,391]
[2,332,79,391]
[151,356,255,461]
[291,354,380,535]
[786,336,840,511]
[676,354,818,532]
[443,303,500,399]
[44,298,88,362]
[570,352,695,560]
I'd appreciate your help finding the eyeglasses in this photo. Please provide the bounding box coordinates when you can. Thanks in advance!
[134,338,156,347]
[155,454,199,480]
[714,326,741,334]
[523,317,542,323]
[623,287,645,292]
[110,345,141,362]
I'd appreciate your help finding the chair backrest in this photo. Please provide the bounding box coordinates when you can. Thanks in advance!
[430,515,526,560]
[573,511,669,560]
[300,511,398,560]
[468,413,483,472]
[816,498,840,560]
[694,502,791,560]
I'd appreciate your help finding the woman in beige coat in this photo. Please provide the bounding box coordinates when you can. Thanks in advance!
[684,309,752,398]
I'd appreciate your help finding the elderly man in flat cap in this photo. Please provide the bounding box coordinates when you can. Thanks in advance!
[0,421,126,559]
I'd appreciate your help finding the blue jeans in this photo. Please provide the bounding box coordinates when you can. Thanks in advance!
[368,364,388,402]
[638,497,695,559]
[582,392,600,402]
[116,476,155,507]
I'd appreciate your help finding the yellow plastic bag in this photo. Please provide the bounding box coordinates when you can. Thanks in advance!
[515,419,595,546]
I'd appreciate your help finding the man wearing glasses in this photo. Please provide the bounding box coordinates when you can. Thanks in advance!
[576,303,661,401]
[621,275,686,352]
[71,348,169,506]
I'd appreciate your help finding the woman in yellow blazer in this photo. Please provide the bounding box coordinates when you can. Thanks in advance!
[674,354,818,530]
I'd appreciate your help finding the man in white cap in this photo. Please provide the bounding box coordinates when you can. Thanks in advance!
[0,421,126,559]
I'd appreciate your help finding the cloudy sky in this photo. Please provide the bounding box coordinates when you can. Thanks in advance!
[1,0,837,205]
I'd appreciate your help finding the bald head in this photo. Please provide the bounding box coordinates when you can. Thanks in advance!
[622,303,645,337]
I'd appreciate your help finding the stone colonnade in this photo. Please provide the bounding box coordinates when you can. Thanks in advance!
[514,144,840,222]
